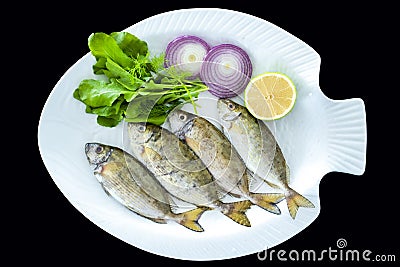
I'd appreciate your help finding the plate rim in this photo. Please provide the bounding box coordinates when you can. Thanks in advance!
[38,7,330,261]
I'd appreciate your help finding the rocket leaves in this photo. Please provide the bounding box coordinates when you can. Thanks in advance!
[74,79,132,107]
[88,32,135,69]
[73,32,208,127]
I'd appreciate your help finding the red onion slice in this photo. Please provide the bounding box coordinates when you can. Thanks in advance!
[164,35,211,78]
[200,44,253,98]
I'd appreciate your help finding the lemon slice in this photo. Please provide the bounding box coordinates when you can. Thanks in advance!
[244,72,297,120]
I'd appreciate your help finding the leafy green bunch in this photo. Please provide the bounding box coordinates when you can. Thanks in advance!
[73,32,208,127]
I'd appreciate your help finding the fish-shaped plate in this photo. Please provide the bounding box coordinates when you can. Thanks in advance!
[38,8,367,260]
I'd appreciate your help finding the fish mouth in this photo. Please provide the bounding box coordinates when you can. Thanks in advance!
[84,143,99,170]
[84,143,113,171]
[85,143,90,154]
[91,149,113,172]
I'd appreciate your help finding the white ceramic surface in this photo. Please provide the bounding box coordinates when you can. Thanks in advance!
[38,8,366,261]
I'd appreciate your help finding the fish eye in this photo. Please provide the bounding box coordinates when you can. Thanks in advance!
[228,102,235,110]
[179,114,186,121]
[138,125,146,132]
[95,146,104,154]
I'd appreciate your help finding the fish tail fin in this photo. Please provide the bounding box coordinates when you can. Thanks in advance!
[177,207,208,232]
[285,187,315,219]
[249,193,285,215]
[221,200,252,227]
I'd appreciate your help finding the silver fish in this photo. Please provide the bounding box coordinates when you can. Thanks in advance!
[168,109,284,214]
[84,142,206,232]
[217,99,314,219]
[127,123,252,227]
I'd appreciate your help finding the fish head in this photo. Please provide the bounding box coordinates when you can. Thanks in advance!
[127,123,155,145]
[167,109,197,136]
[217,99,243,124]
[85,143,113,167]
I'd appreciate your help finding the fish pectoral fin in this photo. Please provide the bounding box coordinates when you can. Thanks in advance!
[143,146,163,161]
[176,207,208,232]
[285,187,315,219]
[185,137,200,152]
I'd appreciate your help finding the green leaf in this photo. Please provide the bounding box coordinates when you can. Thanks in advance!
[124,114,167,126]
[125,94,160,120]
[104,58,143,91]
[73,88,81,101]
[123,91,137,102]
[88,32,133,68]
[88,98,123,116]
[125,94,187,125]
[93,57,107,75]
[110,32,148,58]
[105,58,130,79]
[74,31,209,128]
[76,79,128,107]
[97,116,121,127]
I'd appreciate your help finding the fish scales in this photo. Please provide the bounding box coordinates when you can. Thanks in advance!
[127,123,253,227]
[168,110,285,215]
[84,143,206,231]
[217,99,315,219]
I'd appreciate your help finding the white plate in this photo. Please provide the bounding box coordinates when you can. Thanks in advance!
[38,8,367,260]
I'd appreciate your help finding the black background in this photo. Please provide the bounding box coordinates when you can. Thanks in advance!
[18,1,396,266]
